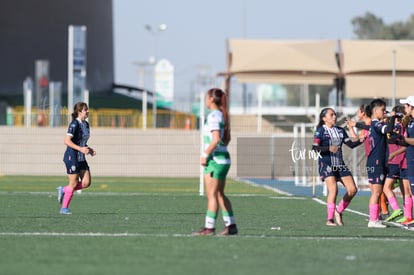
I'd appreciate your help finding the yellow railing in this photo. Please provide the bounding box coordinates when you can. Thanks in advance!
[9,107,198,129]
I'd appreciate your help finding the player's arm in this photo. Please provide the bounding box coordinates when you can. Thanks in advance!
[203,130,221,155]
[389,147,406,161]
[200,130,220,165]
[354,122,370,130]
[346,122,358,139]
[346,119,368,139]
[312,144,330,152]
[64,135,89,154]
[343,137,362,149]
[86,146,97,156]
[402,136,414,146]
[382,115,398,134]
[341,127,361,148]
[312,139,338,153]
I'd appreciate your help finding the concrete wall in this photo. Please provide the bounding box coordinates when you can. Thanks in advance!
[0,126,299,178]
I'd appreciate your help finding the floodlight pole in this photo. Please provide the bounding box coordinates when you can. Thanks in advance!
[199,91,205,196]
[134,59,155,129]
[392,50,396,107]
[145,24,167,129]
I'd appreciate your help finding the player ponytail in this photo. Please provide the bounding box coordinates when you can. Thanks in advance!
[220,90,231,145]
[363,104,372,118]
[208,88,231,145]
[71,102,88,120]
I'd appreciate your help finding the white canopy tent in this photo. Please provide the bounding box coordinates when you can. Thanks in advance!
[340,40,414,100]
[227,39,338,85]
[223,38,414,101]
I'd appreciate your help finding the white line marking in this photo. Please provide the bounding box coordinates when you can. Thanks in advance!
[269,196,306,200]
[0,232,413,241]
[312,197,369,217]
[0,192,273,198]
[237,179,294,196]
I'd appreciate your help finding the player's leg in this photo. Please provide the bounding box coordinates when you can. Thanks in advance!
[379,192,389,220]
[335,175,358,226]
[368,183,386,228]
[324,176,338,226]
[60,173,79,214]
[366,165,387,228]
[59,153,79,214]
[193,171,218,235]
[383,176,402,220]
[78,169,91,189]
[384,165,404,221]
[400,178,413,224]
[75,161,91,190]
[217,176,237,235]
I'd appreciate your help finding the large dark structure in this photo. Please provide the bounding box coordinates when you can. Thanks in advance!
[0,0,114,105]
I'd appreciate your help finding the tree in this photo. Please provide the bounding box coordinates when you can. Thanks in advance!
[352,12,414,40]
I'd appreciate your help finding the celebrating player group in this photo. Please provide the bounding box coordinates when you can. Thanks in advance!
[313,96,414,228]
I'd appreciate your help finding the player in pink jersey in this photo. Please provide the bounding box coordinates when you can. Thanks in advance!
[388,109,414,224]
[382,106,406,222]
[347,104,371,155]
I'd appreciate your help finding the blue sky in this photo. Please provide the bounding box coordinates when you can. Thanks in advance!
[113,0,413,109]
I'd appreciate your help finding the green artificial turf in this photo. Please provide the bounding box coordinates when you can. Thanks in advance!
[0,176,412,275]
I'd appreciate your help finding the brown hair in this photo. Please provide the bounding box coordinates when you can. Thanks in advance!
[71,102,88,120]
[207,88,231,145]
[359,104,372,118]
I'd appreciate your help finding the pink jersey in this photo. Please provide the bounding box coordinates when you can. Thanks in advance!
[401,125,407,169]
[388,122,406,167]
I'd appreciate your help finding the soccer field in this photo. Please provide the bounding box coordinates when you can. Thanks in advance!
[0,176,413,275]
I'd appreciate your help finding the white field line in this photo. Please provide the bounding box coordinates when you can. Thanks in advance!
[237,179,294,196]
[237,178,370,217]
[0,191,177,196]
[0,231,413,242]
[269,196,306,200]
[0,191,274,198]
[312,197,369,217]
[0,191,409,240]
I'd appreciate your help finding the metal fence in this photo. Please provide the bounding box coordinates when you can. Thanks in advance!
[8,107,198,130]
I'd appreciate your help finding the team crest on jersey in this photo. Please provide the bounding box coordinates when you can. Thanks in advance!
[69,123,76,132]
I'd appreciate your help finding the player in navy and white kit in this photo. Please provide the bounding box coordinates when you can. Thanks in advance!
[57,102,96,214]
[313,107,361,226]
[365,99,398,228]
[397,96,414,226]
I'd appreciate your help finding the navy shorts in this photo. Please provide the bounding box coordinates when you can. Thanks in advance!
[408,176,414,194]
[319,163,352,182]
[386,164,401,179]
[400,168,407,180]
[63,151,89,174]
[366,164,387,185]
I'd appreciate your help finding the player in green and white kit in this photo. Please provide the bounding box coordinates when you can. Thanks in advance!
[193,88,238,236]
